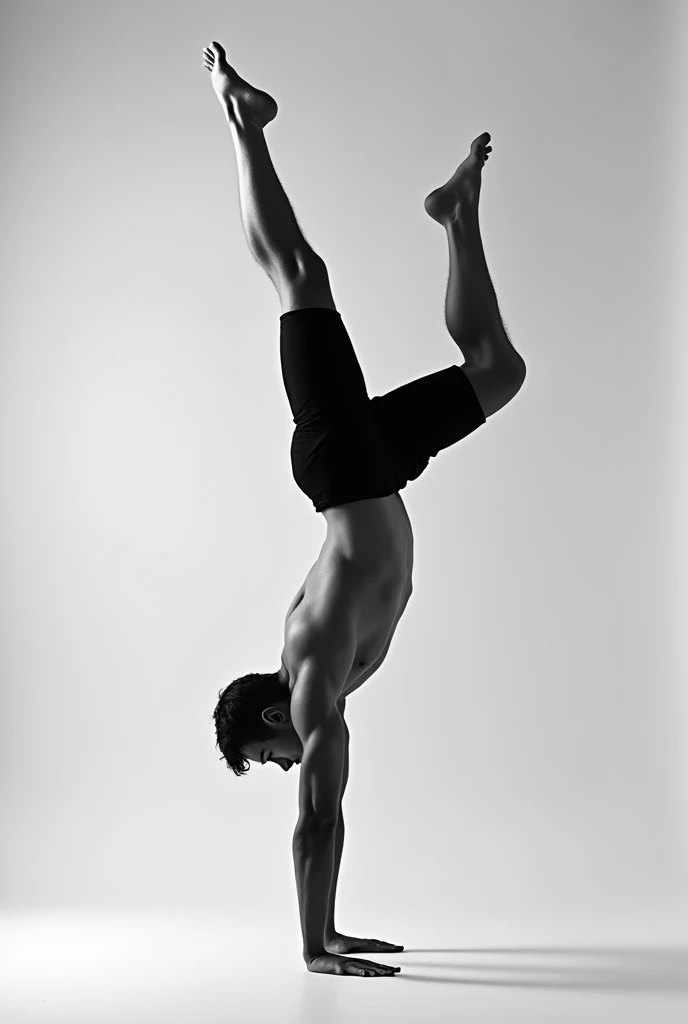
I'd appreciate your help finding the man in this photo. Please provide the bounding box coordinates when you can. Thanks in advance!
[205,41,527,978]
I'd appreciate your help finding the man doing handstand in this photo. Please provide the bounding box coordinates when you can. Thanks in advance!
[206,41,527,978]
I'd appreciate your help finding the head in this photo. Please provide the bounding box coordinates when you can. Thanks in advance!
[212,662,303,776]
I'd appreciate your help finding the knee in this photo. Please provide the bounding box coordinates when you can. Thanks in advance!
[266,245,324,285]
[503,356,527,404]
[294,246,327,276]
[510,354,527,389]
[276,250,336,314]
[463,357,526,419]
[280,246,327,282]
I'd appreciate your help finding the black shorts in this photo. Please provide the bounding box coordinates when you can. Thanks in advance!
[279,307,486,513]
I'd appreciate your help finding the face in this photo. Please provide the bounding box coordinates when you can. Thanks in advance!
[242,700,303,772]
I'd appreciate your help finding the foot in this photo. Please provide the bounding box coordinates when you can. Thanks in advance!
[424,132,492,226]
[202,41,278,129]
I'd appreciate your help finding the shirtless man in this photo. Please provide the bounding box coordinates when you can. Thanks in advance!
[205,42,527,978]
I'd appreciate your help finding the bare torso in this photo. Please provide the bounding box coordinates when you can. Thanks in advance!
[281,493,414,703]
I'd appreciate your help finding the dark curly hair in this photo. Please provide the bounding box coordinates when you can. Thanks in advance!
[212,670,286,777]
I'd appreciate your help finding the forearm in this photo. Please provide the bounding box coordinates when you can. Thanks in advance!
[324,811,344,939]
[292,818,338,961]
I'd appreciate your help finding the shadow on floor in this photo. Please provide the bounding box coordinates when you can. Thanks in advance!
[393,946,688,991]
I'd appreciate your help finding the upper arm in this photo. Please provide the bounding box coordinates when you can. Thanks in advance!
[291,658,349,825]
[287,568,357,823]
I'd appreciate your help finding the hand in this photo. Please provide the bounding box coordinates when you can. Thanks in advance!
[324,933,404,955]
[307,952,400,977]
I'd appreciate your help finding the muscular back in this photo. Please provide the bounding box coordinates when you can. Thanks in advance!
[285,547,381,686]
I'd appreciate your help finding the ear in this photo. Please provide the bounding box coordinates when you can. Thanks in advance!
[262,707,285,725]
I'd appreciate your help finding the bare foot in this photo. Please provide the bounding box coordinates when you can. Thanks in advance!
[202,41,278,129]
[424,132,492,226]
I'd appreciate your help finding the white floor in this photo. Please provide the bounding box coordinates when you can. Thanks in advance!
[2,908,688,1024]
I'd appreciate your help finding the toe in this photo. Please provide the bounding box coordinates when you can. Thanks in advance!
[471,132,491,153]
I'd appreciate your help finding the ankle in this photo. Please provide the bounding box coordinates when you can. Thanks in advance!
[446,206,480,240]
[224,99,261,135]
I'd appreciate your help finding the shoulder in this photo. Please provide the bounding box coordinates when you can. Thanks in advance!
[289,652,345,738]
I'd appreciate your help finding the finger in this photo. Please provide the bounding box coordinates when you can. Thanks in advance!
[347,963,375,976]
[358,940,403,953]
[360,959,400,973]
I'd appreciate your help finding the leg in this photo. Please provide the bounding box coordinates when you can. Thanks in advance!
[425,134,527,418]
[202,41,336,313]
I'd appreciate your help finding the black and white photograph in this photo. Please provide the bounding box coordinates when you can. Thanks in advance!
[1,2,687,1022]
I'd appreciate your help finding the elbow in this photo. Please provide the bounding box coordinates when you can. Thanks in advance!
[294,813,338,834]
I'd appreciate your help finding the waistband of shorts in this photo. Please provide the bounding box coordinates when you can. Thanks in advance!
[315,487,402,513]
[279,307,342,322]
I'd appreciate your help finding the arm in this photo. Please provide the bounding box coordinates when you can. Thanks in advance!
[322,592,411,943]
[321,592,411,938]
[290,661,349,963]
[324,713,349,941]
[292,815,338,964]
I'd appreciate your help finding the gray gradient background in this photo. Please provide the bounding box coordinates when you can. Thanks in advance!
[2,0,687,1020]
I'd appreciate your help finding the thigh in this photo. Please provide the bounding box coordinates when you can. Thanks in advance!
[279,308,409,513]
[279,307,370,425]
[369,364,487,481]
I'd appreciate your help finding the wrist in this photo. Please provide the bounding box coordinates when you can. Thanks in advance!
[304,947,326,964]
